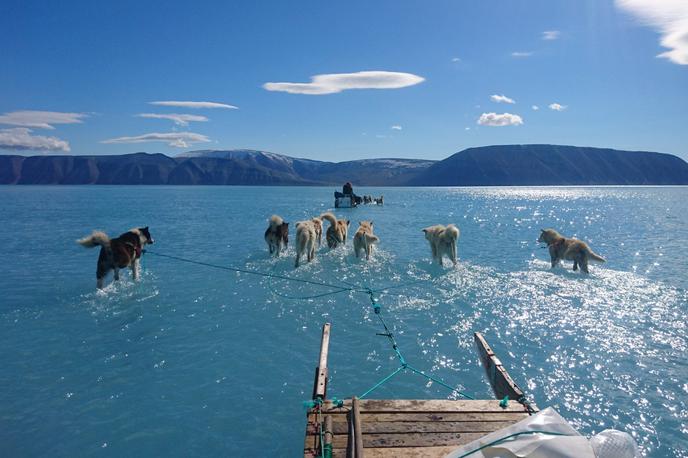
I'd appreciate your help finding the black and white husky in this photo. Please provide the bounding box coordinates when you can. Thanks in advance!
[78,227,154,289]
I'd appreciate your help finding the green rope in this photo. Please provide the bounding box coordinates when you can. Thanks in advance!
[359,366,405,399]
[453,430,571,458]
[147,250,479,402]
[144,250,363,293]
[358,289,475,400]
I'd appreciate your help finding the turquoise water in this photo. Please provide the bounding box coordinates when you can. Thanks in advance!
[1,186,687,457]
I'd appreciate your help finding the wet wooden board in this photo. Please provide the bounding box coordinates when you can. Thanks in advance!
[474,332,525,401]
[304,399,530,457]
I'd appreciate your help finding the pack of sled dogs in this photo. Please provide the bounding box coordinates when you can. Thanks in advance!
[77,221,605,289]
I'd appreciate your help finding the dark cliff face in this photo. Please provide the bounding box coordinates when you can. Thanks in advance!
[409,145,688,186]
[1,145,687,185]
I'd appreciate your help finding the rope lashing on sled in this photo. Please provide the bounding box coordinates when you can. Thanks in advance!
[143,250,475,400]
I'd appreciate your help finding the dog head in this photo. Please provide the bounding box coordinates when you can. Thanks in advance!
[358,221,373,230]
[422,227,430,240]
[138,226,154,245]
[538,228,560,245]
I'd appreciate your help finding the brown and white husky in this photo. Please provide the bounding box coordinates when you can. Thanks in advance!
[78,227,154,289]
[538,228,605,273]
[321,212,350,249]
[423,224,459,266]
[264,215,289,256]
[353,221,379,260]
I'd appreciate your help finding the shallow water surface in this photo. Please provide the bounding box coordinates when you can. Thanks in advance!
[1,186,686,457]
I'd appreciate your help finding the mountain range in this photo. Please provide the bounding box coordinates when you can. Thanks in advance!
[1,144,687,186]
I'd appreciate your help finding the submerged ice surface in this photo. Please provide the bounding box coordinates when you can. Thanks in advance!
[0,185,686,457]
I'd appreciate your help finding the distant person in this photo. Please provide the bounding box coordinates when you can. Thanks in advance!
[343,182,353,195]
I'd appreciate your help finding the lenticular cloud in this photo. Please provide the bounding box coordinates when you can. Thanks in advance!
[102,132,210,148]
[477,112,524,127]
[0,127,71,152]
[616,0,688,65]
[263,71,425,95]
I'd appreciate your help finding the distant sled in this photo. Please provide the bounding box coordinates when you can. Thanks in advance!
[333,191,360,208]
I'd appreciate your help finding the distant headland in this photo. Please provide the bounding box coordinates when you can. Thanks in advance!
[1,144,687,186]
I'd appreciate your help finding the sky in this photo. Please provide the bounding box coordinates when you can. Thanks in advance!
[1,0,687,161]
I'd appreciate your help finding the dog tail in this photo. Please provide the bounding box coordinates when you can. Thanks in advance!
[77,231,110,249]
[320,212,337,226]
[268,214,283,229]
[366,234,379,244]
[442,224,460,242]
[586,248,606,263]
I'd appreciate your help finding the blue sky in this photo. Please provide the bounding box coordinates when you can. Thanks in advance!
[1,0,687,160]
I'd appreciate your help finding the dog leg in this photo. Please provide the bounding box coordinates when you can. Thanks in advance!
[114,268,120,281]
[431,244,438,263]
[573,259,578,271]
[96,277,104,290]
[449,242,457,266]
[580,258,589,274]
[132,260,139,281]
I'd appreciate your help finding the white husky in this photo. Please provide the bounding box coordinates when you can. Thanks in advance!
[353,221,379,260]
[294,220,318,267]
[423,224,459,266]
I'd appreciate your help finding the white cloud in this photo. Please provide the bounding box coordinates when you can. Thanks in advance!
[490,94,516,104]
[102,132,211,148]
[542,30,561,40]
[0,127,70,152]
[532,105,540,110]
[511,51,533,58]
[149,101,237,109]
[477,112,524,127]
[263,71,425,95]
[549,103,567,111]
[616,0,688,65]
[465,127,471,131]
[390,125,402,130]
[0,110,87,130]
[136,113,209,126]
[451,57,461,62]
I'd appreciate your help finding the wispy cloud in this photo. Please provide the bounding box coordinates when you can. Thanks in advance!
[542,30,561,40]
[0,110,87,130]
[451,57,461,62]
[102,132,210,148]
[136,113,209,126]
[263,71,425,95]
[511,51,533,58]
[549,103,567,111]
[616,0,688,65]
[532,105,540,110]
[390,125,402,130]
[0,127,70,152]
[477,112,524,127]
[149,101,237,109]
[490,94,516,104]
